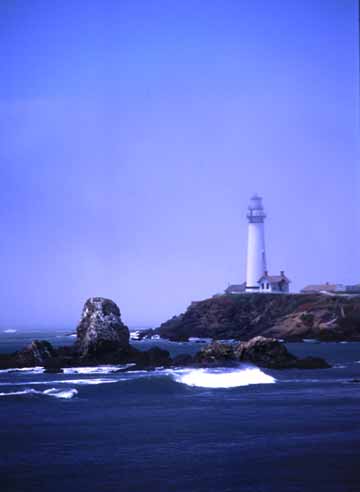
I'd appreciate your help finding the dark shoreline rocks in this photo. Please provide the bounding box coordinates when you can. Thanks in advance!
[0,298,172,371]
[173,336,330,370]
[0,297,331,372]
[15,340,57,367]
[149,294,360,343]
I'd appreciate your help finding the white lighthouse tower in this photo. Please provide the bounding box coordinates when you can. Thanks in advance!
[245,194,267,292]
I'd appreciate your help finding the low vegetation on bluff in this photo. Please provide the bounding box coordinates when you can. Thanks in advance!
[150,294,360,342]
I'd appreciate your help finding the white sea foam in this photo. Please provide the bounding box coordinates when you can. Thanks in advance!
[0,378,118,386]
[63,364,134,375]
[171,367,276,388]
[0,389,39,397]
[0,365,133,376]
[130,331,141,340]
[43,388,78,399]
[0,366,45,374]
[3,329,17,333]
[57,378,118,385]
[0,387,78,399]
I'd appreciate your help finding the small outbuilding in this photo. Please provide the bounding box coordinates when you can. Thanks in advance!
[300,282,345,294]
[258,271,290,293]
[225,282,246,295]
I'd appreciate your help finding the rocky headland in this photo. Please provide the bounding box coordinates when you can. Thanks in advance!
[144,293,360,342]
[0,296,332,372]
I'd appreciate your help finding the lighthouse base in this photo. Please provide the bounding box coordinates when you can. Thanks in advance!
[245,285,260,293]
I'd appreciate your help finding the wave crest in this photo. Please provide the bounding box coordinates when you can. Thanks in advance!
[0,367,44,375]
[0,387,78,399]
[172,367,276,388]
[63,364,134,375]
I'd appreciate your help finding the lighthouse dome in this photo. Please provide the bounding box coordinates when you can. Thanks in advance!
[247,194,266,222]
[249,194,264,211]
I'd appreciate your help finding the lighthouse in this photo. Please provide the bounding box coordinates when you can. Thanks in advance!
[245,194,267,292]
[224,194,290,295]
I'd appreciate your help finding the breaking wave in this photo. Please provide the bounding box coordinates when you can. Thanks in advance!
[57,378,118,385]
[0,366,45,375]
[0,387,78,399]
[0,364,134,376]
[0,366,276,392]
[171,367,276,388]
[0,378,119,386]
[63,365,134,375]
[43,388,78,398]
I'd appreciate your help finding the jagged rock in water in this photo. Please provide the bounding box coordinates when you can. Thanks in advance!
[0,298,171,370]
[76,297,130,357]
[195,341,236,366]
[234,336,298,369]
[194,336,330,369]
[172,353,194,367]
[134,347,172,369]
[15,340,56,367]
[44,359,64,373]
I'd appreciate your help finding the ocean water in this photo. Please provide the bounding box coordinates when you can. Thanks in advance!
[0,330,360,492]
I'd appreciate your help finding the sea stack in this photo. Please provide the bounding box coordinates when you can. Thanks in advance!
[76,297,130,357]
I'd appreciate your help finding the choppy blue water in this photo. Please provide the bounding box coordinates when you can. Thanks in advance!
[0,329,360,492]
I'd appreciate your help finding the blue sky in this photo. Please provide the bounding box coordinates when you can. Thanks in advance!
[0,0,358,328]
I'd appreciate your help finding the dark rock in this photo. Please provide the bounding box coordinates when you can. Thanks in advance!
[172,353,194,367]
[193,336,330,370]
[76,297,130,357]
[134,347,172,369]
[77,345,140,366]
[154,294,360,342]
[15,340,56,367]
[195,341,236,366]
[44,360,64,373]
[146,347,172,367]
[235,336,298,369]
[0,354,19,370]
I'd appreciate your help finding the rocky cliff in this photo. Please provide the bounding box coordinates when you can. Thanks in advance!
[153,294,360,342]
